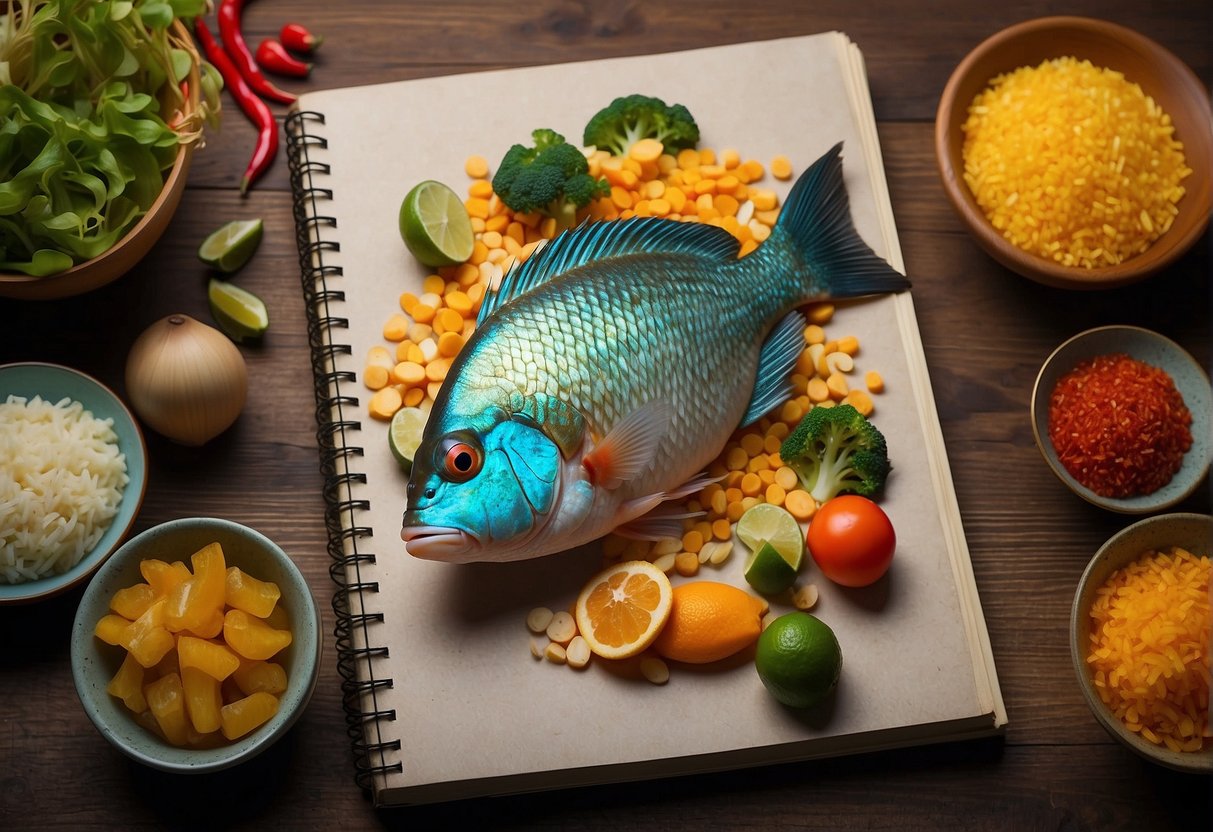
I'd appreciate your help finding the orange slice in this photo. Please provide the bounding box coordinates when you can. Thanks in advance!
[574,560,673,660]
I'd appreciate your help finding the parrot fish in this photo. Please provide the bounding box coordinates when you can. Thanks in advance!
[401,142,908,563]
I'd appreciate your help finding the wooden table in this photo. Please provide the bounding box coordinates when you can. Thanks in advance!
[2,2,1209,828]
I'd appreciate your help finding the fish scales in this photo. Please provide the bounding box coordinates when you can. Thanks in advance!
[441,253,772,496]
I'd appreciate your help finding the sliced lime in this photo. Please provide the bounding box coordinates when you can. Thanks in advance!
[736,503,805,567]
[744,540,802,595]
[398,180,474,268]
[198,219,264,274]
[388,406,428,470]
[207,279,269,342]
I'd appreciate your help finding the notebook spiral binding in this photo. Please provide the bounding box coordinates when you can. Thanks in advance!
[285,110,403,791]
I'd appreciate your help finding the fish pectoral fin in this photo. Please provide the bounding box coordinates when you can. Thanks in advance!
[614,470,721,538]
[616,502,703,540]
[739,310,805,428]
[582,399,673,490]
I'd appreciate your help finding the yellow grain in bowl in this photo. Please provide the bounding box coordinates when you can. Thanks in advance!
[1086,546,1211,753]
[961,57,1192,269]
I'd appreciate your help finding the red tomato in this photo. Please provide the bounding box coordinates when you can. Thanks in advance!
[806,495,895,587]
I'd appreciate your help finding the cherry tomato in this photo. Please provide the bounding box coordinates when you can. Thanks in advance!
[806,495,895,587]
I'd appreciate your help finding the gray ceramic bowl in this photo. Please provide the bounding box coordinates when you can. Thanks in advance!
[70,517,321,773]
[1031,325,1212,513]
[1070,513,1212,774]
[0,362,147,604]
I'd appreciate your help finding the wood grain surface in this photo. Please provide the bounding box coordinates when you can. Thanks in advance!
[1,1,1209,829]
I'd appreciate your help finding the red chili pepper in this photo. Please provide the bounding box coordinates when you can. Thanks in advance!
[280,22,323,54]
[255,38,311,78]
[194,18,278,195]
[217,0,297,105]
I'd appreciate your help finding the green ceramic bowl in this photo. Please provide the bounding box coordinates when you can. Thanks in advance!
[0,362,147,604]
[1031,325,1212,514]
[70,517,321,773]
[1070,513,1212,774]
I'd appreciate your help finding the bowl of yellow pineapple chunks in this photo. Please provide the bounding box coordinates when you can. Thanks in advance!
[70,517,321,773]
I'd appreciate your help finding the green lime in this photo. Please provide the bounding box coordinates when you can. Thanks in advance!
[737,503,805,566]
[754,612,842,709]
[398,180,475,267]
[207,278,269,342]
[198,219,264,273]
[388,406,428,470]
[744,540,801,595]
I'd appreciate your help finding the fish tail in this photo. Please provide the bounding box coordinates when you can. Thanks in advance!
[757,142,910,301]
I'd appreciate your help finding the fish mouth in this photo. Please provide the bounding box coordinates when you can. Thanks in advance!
[401,524,479,561]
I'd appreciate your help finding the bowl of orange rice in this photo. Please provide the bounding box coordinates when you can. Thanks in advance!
[935,16,1213,289]
[1070,512,1212,773]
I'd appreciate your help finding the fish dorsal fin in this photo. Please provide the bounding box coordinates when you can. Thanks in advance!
[509,392,586,459]
[477,217,741,325]
[582,398,673,490]
[739,310,806,428]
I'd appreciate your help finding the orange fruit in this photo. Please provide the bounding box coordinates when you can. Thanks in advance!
[651,581,768,664]
[574,560,673,660]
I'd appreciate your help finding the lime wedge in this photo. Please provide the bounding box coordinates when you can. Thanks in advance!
[198,219,264,274]
[207,279,269,342]
[398,180,474,268]
[388,406,428,471]
[744,540,802,595]
[737,503,805,566]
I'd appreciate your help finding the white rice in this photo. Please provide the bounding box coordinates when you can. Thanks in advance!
[0,394,129,584]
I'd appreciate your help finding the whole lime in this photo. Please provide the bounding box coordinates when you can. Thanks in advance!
[754,612,842,709]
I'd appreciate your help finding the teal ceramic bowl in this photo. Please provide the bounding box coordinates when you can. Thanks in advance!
[70,517,322,773]
[0,362,147,604]
[1031,325,1212,513]
[1070,513,1212,773]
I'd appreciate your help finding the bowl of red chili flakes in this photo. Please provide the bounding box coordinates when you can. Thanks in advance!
[1031,325,1212,513]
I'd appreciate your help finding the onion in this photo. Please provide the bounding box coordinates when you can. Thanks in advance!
[125,313,248,446]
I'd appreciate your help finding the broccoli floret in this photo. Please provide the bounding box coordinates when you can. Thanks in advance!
[582,94,700,158]
[779,404,890,504]
[491,128,608,230]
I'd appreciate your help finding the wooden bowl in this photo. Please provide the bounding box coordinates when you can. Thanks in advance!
[1070,513,1212,774]
[0,21,202,301]
[935,17,1213,289]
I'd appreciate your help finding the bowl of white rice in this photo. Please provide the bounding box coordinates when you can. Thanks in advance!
[0,362,147,604]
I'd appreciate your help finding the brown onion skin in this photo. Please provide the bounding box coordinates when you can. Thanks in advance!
[125,314,248,446]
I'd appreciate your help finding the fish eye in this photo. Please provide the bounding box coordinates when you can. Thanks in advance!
[439,436,482,482]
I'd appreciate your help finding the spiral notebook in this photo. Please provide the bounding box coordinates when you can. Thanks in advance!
[285,32,1006,807]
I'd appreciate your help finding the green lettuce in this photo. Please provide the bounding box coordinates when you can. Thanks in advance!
[0,0,219,276]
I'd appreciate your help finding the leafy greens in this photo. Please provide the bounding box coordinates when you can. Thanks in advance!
[0,0,220,276]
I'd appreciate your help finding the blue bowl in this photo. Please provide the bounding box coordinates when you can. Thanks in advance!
[70,517,322,773]
[0,362,147,604]
[1030,326,1212,514]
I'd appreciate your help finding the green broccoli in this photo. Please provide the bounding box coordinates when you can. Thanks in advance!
[491,128,608,230]
[779,404,890,504]
[582,94,700,158]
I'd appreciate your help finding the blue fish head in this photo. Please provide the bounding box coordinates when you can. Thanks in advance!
[401,417,562,562]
